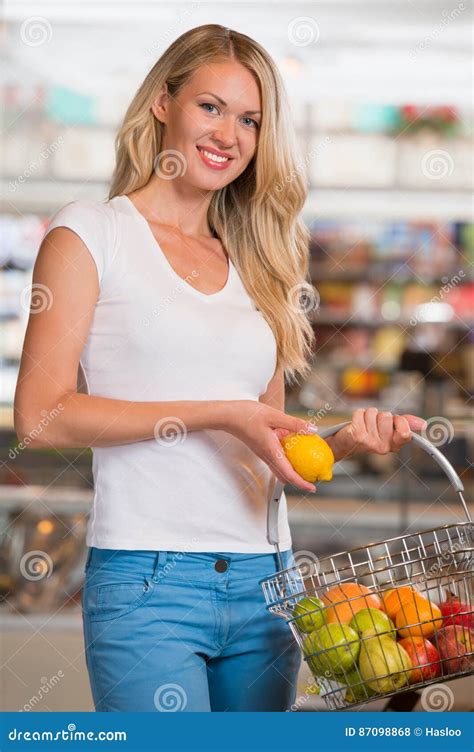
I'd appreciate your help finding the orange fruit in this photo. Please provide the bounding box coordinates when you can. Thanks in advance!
[381,586,418,621]
[395,593,443,639]
[322,583,382,626]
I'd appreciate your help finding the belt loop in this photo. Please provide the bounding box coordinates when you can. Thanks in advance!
[84,547,93,572]
[151,550,168,583]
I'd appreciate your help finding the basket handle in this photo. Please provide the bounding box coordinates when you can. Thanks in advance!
[317,420,465,494]
[267,419,470,547]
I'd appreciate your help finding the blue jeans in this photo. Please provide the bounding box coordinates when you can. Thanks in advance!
[81,547,301,712]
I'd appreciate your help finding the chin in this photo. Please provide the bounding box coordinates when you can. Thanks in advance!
[191,171,234,191]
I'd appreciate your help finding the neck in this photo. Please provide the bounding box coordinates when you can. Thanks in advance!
[129,173,215,237]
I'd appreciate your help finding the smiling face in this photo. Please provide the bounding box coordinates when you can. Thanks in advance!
[152,60,262,190]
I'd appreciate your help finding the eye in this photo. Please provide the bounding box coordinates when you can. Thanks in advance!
[242,116,259,129]
[199,102,219,114]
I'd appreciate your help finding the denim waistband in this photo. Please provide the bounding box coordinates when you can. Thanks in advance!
[84,547,294,585]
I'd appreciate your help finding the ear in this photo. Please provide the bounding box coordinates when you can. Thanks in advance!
[151,84,170,125]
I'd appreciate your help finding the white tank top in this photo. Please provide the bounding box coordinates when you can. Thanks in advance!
[43,195,292,552]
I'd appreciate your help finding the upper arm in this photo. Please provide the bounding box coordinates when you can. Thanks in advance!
[13,225,101,436]
[259,364,285,412]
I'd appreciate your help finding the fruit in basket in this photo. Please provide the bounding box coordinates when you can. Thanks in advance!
[292,596,327,633]
[322,583,382,625]
[395,592,443,639]
[397,637,441,683]
[381,585,419,621]
[342,668,377,704]
[359,636,412,694]
[439,594,474,629]
[303,624,360,676]
[349,608,396,640]
[305,680,321,695]
[280,433,334,482]
[434,625,474,674]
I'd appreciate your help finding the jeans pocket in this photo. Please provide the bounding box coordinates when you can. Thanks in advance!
[82,577,155,622]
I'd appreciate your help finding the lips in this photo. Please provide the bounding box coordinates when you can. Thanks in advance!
[196,145,235,159]
[196,145,234,170]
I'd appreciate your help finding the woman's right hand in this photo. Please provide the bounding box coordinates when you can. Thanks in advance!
[224,400,317,493]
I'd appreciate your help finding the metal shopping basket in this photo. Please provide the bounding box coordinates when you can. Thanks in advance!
[260,420,473,710]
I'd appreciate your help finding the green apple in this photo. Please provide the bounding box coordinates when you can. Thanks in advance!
[292,596,326,633]
[303,623,360,677]
[340,668,376,703]
[359,636,412,694]
[349,608,396,640]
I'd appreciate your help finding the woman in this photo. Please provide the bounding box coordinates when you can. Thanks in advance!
[14,25,426,712]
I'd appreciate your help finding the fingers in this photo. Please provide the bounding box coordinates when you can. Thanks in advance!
[346,408,369,454]
[361,407,391,454]
[390,414,412,451]
[351,408,394,454]
[275,412,317,435]
[360,408,415,454]
[401,414,428,431]
[365,406,381,442]
[376,411,394,453]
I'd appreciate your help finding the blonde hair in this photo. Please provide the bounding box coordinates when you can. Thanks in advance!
[109,24,315,386]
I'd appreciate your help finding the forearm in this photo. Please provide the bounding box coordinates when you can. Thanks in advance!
[15,392,234,449]
[324,434,357,463]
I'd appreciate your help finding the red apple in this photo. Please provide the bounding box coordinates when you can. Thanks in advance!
[439,594,474,629]
[434,625,474,675]
[398,636,441,683]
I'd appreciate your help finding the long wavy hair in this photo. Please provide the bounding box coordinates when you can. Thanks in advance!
[109,24,316,386]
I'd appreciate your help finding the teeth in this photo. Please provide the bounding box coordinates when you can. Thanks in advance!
[199,148,229,163]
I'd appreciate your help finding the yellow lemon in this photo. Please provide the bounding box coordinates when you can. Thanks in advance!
[280,433,335,482]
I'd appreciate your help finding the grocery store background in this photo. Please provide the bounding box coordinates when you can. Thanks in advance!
[1,0,473,712]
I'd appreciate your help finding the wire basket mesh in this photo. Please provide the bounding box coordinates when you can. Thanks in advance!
[261,424,473,710]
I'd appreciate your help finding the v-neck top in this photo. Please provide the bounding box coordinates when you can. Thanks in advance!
[42,196,292,553]
[121,194,234,300]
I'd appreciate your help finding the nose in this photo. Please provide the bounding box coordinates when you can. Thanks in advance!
[212,116,237,147]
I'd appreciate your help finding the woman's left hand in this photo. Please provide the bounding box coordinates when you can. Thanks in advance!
[326,407,427,462]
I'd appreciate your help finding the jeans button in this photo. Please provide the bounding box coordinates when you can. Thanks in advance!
[214,559,228,573]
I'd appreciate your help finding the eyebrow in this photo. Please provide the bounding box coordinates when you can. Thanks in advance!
[196,91,261,115]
